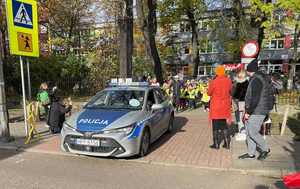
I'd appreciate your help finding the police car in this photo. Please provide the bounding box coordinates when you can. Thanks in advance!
[61,79,174,157]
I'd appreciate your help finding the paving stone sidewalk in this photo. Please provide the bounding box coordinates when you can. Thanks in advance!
[1,108,300,177]
[141,110,232,169]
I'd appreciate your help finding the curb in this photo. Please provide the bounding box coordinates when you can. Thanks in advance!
[122,159,286,178]
[0,145,290,178]
[0,145,19,151]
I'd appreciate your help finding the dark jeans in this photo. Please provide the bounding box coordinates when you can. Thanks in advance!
[189,99,196,109]
[50,126,61,134]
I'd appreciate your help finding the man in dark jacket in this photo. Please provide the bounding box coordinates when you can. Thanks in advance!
[239,59,274,161]
[47,90,72,134]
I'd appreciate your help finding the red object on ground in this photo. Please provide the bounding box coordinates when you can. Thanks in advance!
[283,172,300,189]
[208,75,232,123]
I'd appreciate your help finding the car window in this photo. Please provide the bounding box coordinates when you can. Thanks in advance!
[85,90,145,110]
[146,90,156,111]
[154,89,165,104]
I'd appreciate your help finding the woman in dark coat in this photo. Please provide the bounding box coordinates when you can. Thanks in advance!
[47,90,72,134]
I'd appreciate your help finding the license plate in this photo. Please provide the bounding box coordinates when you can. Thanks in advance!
[75,138,100,147]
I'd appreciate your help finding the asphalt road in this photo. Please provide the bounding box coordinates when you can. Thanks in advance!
[0,149,285,189]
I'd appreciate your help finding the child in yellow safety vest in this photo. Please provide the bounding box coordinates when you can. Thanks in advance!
[201,87,210,112]
[179,87,187,110]
[187,84,197,109]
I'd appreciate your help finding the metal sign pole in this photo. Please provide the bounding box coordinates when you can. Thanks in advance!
[26,58,31,100]
[20,56,28,136]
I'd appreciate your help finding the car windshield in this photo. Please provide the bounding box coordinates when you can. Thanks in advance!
[85,89,145,110]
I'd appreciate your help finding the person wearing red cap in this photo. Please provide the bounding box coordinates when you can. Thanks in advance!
[208,65,232,150]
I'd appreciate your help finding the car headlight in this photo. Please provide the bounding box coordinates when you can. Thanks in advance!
[63,122,76,131]
[103,124,135,135]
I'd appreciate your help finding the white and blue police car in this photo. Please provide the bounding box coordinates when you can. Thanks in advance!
[61,80,174,157]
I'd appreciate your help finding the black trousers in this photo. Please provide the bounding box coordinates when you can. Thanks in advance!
[212,119,227,131]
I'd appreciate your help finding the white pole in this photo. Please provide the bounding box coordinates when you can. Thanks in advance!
[20,56,28,136]
[26,58,31,100]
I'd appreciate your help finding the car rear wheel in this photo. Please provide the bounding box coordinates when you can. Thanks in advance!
[139,129,150,157]
[167,114,174,133]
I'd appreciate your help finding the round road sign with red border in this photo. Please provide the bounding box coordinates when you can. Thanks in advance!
[241,41,259,58]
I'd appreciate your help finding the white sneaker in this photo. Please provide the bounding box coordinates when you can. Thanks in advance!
[235,133,246,141]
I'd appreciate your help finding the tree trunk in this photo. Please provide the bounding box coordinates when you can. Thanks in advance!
[0,1,7,58]
[186,10,200,78]
[136,0,163,84]
[256,0,271,55]
[257,27,265,51]
[232,0,243,37]
[119,0,133,78]
[0,0,10,140]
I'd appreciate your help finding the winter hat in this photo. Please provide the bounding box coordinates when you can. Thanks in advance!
[215,65,225,76]
[246,59,258,72]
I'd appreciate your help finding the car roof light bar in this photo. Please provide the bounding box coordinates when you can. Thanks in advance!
[109,78,149,87]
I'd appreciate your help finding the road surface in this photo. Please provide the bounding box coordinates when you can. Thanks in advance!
[0,149,285,189]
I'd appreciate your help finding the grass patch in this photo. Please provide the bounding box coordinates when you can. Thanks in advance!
[271,111,300,138]
[287,113,300,140]
[270,113,284,135]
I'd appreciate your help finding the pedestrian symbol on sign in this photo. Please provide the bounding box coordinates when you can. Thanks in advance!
[13,0,33,29]
[17,32,33,52]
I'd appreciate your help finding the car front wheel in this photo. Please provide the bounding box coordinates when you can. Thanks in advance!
[167,114,174,133]
[139,129,150,157]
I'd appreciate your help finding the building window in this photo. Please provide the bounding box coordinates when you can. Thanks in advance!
[265,39,285,49]
[199,20,209,31]
[199,19,218,31]
[278,40,284,48]
[270,40,277,49]
[200,39,218,53]
[179,22,191,32]
[184,47,190,54]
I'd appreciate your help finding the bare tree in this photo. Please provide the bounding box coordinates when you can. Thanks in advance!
[118,0,133,78]
[136,0,163,84]
[45,0,95,51]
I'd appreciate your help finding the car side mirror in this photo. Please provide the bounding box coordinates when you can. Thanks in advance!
[151,104,163,111]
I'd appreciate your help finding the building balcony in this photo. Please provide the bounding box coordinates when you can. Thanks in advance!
[259,48,296,61]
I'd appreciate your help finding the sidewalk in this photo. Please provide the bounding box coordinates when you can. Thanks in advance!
[1,108,300,177]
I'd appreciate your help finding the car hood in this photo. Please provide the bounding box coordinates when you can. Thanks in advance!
[65,109,145,132]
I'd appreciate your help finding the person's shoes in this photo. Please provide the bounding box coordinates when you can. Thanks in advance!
[222,130,231,150]
[257,149,270,161]
[222,143,230,149]
[238,153,255,159]
[210,144,220,149]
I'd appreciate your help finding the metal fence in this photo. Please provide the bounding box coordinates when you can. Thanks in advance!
[277,91,300,105]
[6,77,108,108]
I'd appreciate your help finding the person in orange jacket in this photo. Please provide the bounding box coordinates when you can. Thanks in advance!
[208,65,232,150]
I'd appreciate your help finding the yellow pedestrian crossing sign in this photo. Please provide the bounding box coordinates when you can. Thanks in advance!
[6,0,39,57]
